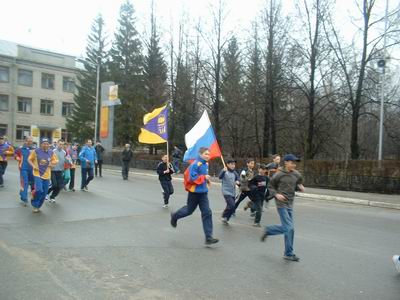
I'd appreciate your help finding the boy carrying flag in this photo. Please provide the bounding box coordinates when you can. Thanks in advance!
[219,158,239,225]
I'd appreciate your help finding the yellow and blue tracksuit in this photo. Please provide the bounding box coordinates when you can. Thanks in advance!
[0,142,14,186]
[28,148,58,208]
[15,145,34,202]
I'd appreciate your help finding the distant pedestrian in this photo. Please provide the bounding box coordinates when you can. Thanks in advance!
[95,140,105,177]
[121,143,133,180]
[171,145,183,173]
[67,143,78,191]
[261,154,305,262]
[62,143,73,191]
[0,135,14,187]
[234,158,255,212]
[28,138,58,213]
[170,147,219,245]
[219,159,240,225]
[393,255,400,273]
[47,140,66,203]
[14,136,35,206]
[79,139,97,191]
[156,154,174,208]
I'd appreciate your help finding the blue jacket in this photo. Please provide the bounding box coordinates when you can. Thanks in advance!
[184,157,209,193]
[79,145,97,169]
[15,145,33,170]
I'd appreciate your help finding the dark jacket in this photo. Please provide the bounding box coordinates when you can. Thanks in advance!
[95,144,105,161]
[172,148,182,159]
[249,175,269,200]
[121,148,133,162]
[268,167,303,208]
[157,161,174,181]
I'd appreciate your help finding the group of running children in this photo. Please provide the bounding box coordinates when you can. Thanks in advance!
[158,147,304,261]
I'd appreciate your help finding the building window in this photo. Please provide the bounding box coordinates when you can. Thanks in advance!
[0,124,7,137]
[18,69,33,86]
[63,77,75,93]
[61,129,71,142]
[40,99,54,115]
[16,125,31,140]
[62,102,73,117]
[41,73,55,89]
[17,97,32,113]
[0,94,9,111]
[0,66,9,82]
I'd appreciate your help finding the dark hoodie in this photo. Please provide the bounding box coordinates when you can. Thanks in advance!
[268,167,303,208]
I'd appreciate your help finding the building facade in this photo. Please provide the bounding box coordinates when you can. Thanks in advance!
[0,39,78,145]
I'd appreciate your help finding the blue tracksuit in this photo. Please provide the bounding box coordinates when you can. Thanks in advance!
[15,145,34,202]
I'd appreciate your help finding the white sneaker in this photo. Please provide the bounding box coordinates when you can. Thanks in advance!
[392,255,400,273]
[221,217,229,225]
[45,195,50,201]
[163,204,168,209]
[49,199,56,204]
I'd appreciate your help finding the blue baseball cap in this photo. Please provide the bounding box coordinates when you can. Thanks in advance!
[283,154,300,162]
[40,138,49,144]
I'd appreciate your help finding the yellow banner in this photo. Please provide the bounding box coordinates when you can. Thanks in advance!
[100,106,109,138]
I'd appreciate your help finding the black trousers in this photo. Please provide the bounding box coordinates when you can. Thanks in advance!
[122,161,130,179]
[69,168,75,190]
[234,191,252,211]
[48,170,64,199]
[95,160,103,176]
[160,180,174,204]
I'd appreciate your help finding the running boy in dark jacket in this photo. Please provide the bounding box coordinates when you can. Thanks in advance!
[157,154,174,208]
[246,164,269,227]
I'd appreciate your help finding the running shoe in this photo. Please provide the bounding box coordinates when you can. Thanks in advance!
[283,255,300,262]
[393,255,400,273]
[205,238,219,245]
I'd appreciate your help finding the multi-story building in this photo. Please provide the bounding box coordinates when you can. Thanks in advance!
[0,39,78,145]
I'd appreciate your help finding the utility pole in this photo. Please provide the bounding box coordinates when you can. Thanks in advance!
[94,57,100,142]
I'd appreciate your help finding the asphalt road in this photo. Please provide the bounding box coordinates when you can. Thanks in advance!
[0,162,399,300]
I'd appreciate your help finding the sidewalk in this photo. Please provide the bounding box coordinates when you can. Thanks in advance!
[103,164,400,210]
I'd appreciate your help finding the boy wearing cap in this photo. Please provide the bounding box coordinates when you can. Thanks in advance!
[28,138,58,212]
[219,159,240,225]
[261,154,305,262]
[0,136,14,187]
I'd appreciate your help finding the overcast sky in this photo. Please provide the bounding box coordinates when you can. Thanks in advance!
[0,0,395,60]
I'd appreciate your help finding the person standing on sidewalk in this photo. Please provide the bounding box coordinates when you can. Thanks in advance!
[95,141,105,177]
[67,143,78,191]
[28,138,58,213]
[121,143,133,180]
[171,145,182,173]
[261,154,305,262]
[234,158,255,212]
[156,154,175,208]
[14,136,35,206]
[79,139,97,191]
[0,135,14,188]
[47,140,66,203]
[219,159,239,225]
[170,147,219,245]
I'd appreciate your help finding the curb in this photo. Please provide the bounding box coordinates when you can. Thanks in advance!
[103,167,400,211]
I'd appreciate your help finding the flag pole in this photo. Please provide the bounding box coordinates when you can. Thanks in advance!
[220,154,226,169]
[167,140,169,165]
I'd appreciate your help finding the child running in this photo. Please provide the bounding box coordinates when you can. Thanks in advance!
[157,154,175,208]
[234,158,255,212]
[219,159,240,225]
[170,147,219,245]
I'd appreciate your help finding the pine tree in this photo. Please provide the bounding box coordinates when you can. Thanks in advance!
[109,0,143,145]
[143,3,168,110]
[221,36,246,157]
[67,14,107,142]
[246,25,264,158]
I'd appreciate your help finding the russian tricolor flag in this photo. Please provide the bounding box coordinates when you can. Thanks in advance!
[183,111,222,162]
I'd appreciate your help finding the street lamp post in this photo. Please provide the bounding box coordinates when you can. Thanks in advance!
[378,0,389,161]
[94,57,100,142]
